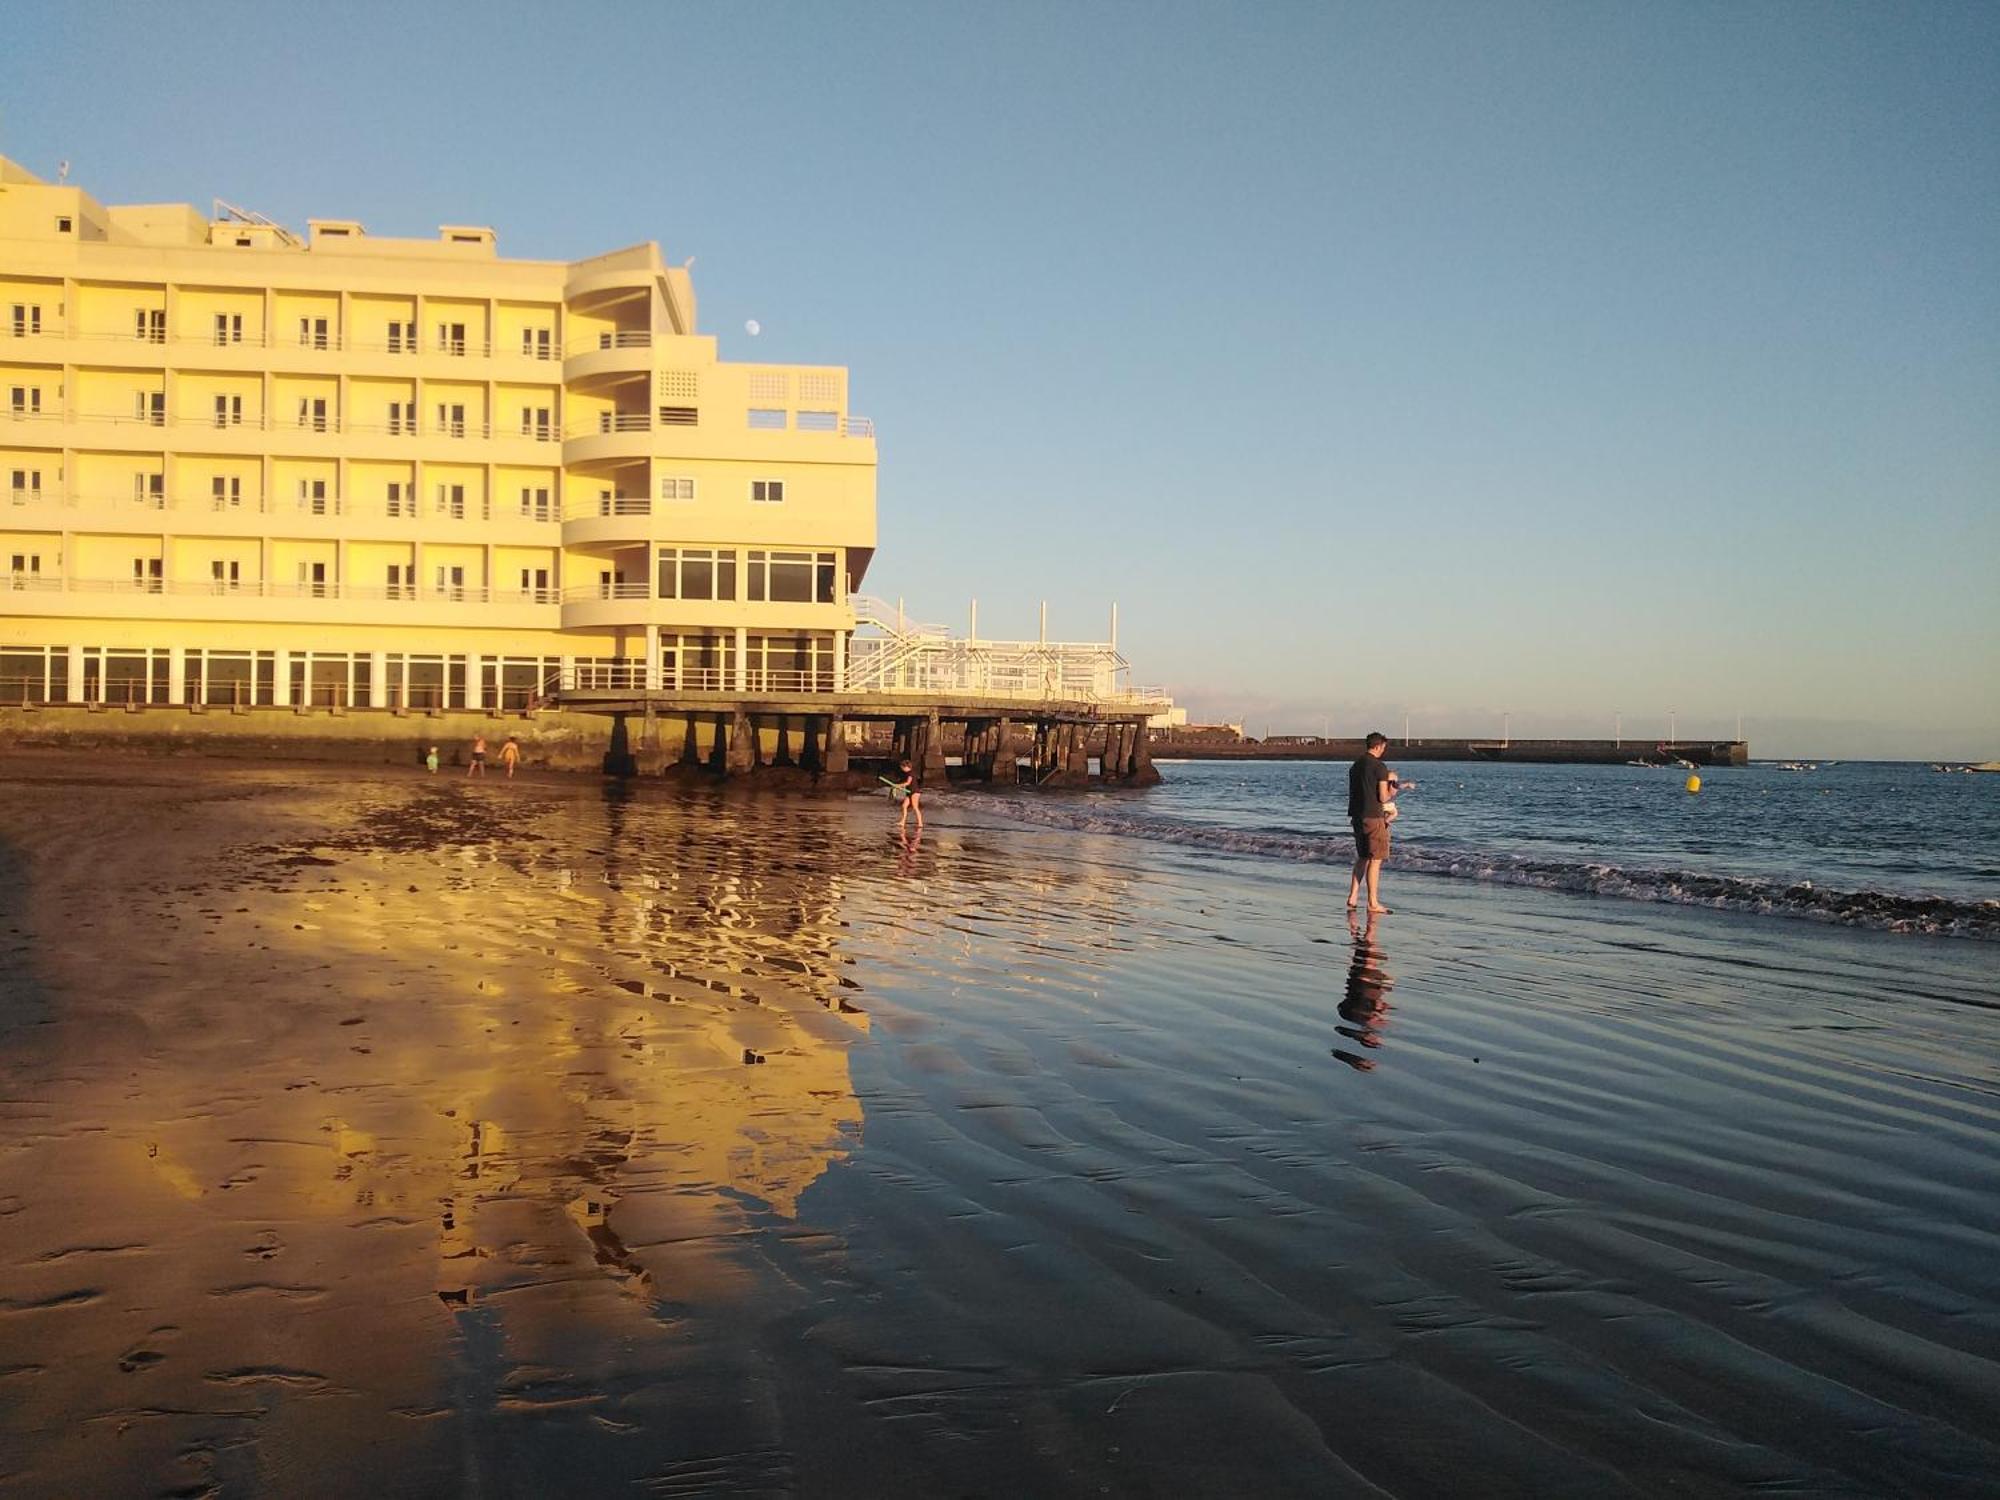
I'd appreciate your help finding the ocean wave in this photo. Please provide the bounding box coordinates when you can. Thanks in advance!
[980,799,2000,941]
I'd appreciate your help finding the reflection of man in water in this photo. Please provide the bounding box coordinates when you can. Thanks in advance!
[1332,915,1392,1071]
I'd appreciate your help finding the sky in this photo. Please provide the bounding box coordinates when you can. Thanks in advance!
[5,1,1995,757]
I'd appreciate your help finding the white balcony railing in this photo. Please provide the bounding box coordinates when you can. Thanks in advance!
[564,495,652,520]
[3,576,567,608]
[561,582,652,603]
[567,330,652,356]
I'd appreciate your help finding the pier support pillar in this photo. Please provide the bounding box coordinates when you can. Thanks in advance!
[824,715,850,774]
[725,711,756,776]
[680,717,702,767]
[603,714,638,777]
[707,713,730,773]
[801,715,825,773]
[986,717,1016,783]
[773,715,795,767]
[1130,724,1162,787]
[922,711,949,784]
[1066,722,1091,779]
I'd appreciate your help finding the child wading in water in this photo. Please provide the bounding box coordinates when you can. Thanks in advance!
[887,759,924,834]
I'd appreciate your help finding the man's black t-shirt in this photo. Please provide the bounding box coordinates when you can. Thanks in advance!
[1348,754,1392,819]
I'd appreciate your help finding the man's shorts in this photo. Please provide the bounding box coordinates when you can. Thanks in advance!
[1352,816,1390,861]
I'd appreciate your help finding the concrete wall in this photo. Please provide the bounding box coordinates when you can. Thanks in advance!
[0,705,612,770]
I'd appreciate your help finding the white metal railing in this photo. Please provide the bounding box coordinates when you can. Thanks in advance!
[12,491,526,521]
[844,594,1159,705]
[842,416,875,438]
[567,330,652,356]
[560,582,651,603]
[562,496,652,520]
[3,576,568,607]
[0,329,581,360]
[563,412,653,438]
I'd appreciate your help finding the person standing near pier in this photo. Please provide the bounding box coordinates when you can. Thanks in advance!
[1347,732,1409,914]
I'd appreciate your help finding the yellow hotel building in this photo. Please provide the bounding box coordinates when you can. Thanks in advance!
[0,156,876,711]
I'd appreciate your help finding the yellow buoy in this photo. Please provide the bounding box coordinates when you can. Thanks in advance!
[1685,774,1702,794]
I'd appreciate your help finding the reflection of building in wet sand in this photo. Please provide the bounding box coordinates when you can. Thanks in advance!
[128,781,864,1300]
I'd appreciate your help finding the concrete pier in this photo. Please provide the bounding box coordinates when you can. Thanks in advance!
[551,687,1163,789]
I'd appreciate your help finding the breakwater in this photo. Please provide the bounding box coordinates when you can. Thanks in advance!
[1154,737,1748,767]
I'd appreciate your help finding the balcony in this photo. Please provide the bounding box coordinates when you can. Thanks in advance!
[561,410,652,466]
[560,494,654,548]
[0,574,562,627]
[562,329,652,386]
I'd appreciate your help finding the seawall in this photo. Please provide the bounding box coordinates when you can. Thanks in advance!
[1155,737,1749,767]
[0,705,611,772]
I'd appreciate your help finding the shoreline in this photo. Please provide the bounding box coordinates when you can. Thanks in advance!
[0,761,1994,1494]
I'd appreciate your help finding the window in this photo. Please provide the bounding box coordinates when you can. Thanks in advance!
[133,473,165,507]
[521,328,552,359]
[213,312,242,345]
[9,468,41,502]
[386,564,414,600]
[56,216,73,234]
[750,479,785,504]
[134,308,165,344]
[299,316,330,350]
[435,482,465,519]
[434,564,466,600]
[795,410,838,432]
[659,476,696,501]
[210,559,241,593]
[437,322,467,356]
[746,549,837,604]
[436,402,466,438]
[299,478,329,514]
[387,320,415,354]
[297,397,329,432]
[386,481,412,517]
[10,304,41,337]
[134,391,165,426]
[388,400,415,435]
[9,554,43,587]
[656,547,736,602]
[132,558,163,593]
[298,561,328,598]
[8,386,41,416]
[747,408,787,430]
[211,475,242,510]
[519,486,551,521]
[520,406,552,440]
[518,567,550,600]
[213,393,242,428]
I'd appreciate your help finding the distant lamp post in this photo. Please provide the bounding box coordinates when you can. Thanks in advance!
[1503,711,1510,748]
[1615,711,1622,748]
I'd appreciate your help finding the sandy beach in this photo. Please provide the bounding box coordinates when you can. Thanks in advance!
[0,757,1995,1497]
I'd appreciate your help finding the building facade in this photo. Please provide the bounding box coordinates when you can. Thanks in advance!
[0,157,876,710]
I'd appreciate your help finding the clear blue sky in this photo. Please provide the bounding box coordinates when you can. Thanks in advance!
[7,1,1995,756]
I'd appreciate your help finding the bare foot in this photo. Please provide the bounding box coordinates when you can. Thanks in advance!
[1366,905,1391,915]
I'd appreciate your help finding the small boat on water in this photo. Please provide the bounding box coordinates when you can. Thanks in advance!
[1774,761,1818,772]
[1971,761,2000,774]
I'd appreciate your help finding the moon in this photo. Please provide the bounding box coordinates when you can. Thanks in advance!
[745,319,761,336]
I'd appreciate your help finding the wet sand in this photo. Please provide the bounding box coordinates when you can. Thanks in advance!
[0,758,1995,1497]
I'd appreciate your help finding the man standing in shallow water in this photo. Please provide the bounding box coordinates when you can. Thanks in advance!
[1347,731,1409,914]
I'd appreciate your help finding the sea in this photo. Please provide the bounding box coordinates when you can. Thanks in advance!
[982,758,2000,941]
